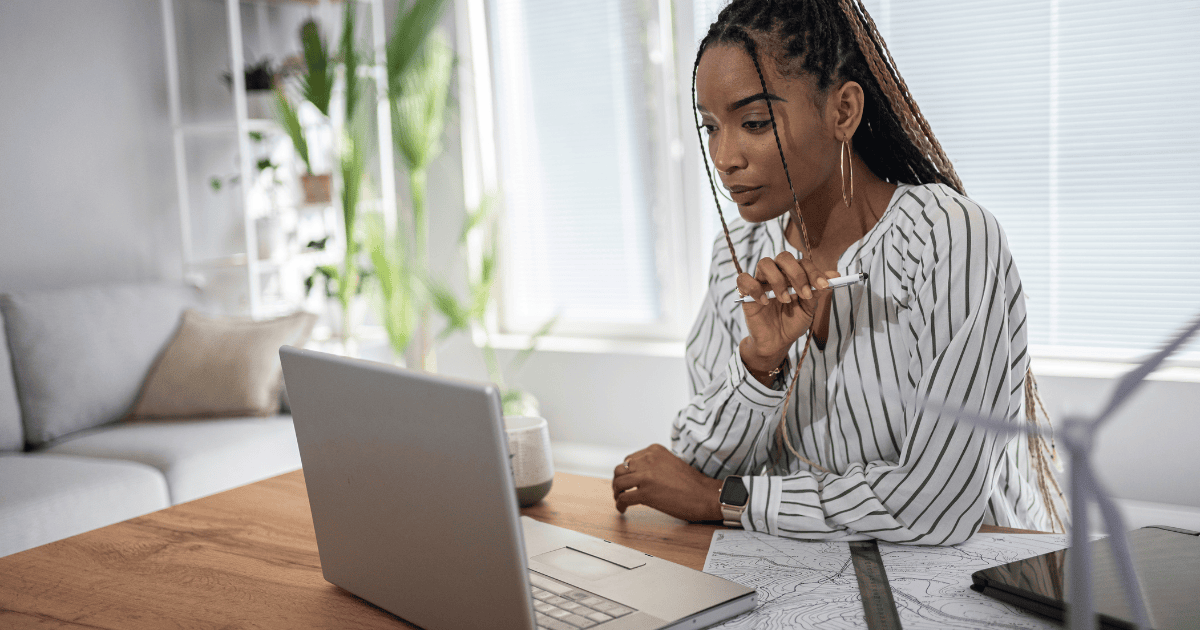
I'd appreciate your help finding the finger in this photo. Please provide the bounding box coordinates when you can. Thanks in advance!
[613,459,633,478]
[774,252,811,301]
[615,487,647,514]
[755,258,793,304]
[798,257,830,294]
[736,272,766,306]
[612,471,643,497]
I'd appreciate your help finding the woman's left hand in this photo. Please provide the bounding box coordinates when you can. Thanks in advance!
[611,444,724,522]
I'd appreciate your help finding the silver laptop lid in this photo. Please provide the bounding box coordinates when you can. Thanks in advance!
[280,346,536,629]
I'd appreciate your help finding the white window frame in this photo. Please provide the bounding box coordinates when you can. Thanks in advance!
[455,0,1200,378]
[456,0,715,352]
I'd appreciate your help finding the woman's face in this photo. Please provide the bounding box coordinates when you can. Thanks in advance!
[695,44,841,223]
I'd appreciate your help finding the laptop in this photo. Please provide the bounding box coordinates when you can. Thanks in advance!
[279,346,756,629]
[971,526,1200,630]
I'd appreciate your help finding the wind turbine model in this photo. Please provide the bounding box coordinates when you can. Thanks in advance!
[898,312,1200,630]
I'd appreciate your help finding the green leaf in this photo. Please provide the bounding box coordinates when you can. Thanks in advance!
[300,20,333,116]
[392,32,454,173]
[339,3,361,125]
[365,217,418,356]
[274,87,310,173]
[459,192,496,244]
[386,0,449,98]
[501,389,523,407]
[510,315,558,374]
[425,279,469,336]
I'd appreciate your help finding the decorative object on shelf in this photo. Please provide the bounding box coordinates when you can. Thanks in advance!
[223,58,275,119]
[299,172,331,205]
[896,312,1200,630]
[275,18,336,206]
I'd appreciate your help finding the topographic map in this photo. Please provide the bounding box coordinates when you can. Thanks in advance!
[703,531,1069,629]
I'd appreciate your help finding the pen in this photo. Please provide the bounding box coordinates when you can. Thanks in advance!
[736,272,868,303]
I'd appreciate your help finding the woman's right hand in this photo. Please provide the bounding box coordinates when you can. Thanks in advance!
[736,251,837,375]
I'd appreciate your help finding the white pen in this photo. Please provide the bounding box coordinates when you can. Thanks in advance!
[736,272,868,303]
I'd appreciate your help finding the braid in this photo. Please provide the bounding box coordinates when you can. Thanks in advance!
[730,28,813,257]
[838,0,964,193]
[692,32,745,276]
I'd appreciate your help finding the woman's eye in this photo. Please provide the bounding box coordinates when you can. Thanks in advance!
[744,120,770,131]
[701,124,717,136]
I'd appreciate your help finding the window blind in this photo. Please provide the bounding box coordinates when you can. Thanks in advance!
[688,0,1200,360]
[867,0,1200,361]
[486,0,663,331]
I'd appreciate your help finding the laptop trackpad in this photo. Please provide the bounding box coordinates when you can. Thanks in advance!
[532,547,633,582]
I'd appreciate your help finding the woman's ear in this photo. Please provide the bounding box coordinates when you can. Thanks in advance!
[829,80,865,141]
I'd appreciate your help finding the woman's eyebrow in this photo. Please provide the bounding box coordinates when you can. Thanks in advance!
[727,92,786,112]
[696,92,786,115]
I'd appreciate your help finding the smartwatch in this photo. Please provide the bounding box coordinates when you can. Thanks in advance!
[719,475,749,528]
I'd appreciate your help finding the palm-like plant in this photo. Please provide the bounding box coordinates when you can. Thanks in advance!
[424,194,554,414]
[393,32,452,369]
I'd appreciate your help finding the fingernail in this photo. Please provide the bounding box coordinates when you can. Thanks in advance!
[759,296,769,306]
[818,278,829,289]
[780,293,791,303]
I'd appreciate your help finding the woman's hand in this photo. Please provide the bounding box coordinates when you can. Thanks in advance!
[611,444,723,522]
[737,251,837,374]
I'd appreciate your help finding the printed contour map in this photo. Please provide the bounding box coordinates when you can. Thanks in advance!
[703,531,1069,629]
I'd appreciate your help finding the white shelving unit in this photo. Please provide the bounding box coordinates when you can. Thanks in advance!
[159,0,397,319]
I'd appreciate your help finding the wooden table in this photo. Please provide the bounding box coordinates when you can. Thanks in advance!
[0,470,1031,629]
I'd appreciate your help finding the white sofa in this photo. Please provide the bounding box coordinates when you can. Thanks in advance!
[0,282,302,557]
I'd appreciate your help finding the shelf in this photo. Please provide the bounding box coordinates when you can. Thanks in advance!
[186,254,249,270]
[186,248,337,273]
[166,0,390,318]
[175,119,279,135]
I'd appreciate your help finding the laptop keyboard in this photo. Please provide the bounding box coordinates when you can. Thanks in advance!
[529,572,636,629]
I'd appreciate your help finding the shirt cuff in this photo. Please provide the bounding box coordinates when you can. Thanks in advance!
[740,475,781,534]
[727,353,789,412]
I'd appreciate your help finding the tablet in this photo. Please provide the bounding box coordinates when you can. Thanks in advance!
[971,526,1199,630]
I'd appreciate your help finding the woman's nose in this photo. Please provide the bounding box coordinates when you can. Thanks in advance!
[711,133,747,174]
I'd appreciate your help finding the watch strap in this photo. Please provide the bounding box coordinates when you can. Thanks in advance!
[719,476,748,528]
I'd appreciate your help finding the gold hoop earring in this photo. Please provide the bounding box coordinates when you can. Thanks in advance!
[840,138,854,209]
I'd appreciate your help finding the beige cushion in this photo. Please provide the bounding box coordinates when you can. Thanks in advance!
[129,310,316,419]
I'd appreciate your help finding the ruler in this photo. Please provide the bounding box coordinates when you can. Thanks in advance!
[849,539,903,630]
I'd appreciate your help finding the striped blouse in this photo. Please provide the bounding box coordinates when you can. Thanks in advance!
[672,183,1052,545]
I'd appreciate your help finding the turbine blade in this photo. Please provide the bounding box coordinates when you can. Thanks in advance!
[881,386,1048,438]
[1084,466,1153,630]
[1096,311,1200,426]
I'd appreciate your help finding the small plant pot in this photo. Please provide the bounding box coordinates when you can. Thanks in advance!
[245,90,274,119]
[301,173,332,205]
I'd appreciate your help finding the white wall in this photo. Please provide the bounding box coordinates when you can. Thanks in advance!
[0,0,179,291]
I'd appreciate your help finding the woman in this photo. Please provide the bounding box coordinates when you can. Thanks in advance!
[611,0,1062,545]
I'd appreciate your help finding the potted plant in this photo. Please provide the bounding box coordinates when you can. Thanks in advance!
[291,5,370,353]
[223,59,275,119]
[275,19,336,205]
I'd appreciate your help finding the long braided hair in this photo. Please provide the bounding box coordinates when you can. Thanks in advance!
[693,0,1065,532]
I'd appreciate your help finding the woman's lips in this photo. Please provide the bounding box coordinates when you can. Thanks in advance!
[727,186,762,204]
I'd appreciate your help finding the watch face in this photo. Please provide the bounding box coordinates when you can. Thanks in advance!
[720,476,749,507]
